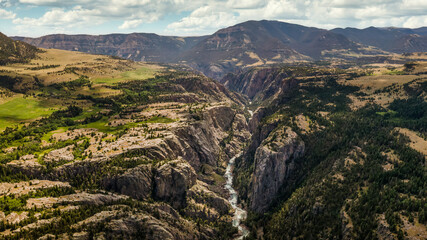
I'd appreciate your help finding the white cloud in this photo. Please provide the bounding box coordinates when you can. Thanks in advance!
[166,0,427,33]
[19,0,64,4]
[167,6,238,34]
[3,0,427,36]
[403,16,427,28]
[0,8,15,19]
[402,0,427,9]
[13,7,103,27]
[226,0,267,9]
[119,19,143,29]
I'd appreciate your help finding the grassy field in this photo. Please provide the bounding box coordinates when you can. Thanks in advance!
[342,74,418,91]
[144,116,175,124]
[78,116,175,134]
[0,48,161,86]
[0,48,164,132]
[41,127,68,142]
[92,66,160,85]
[0,96,57,130]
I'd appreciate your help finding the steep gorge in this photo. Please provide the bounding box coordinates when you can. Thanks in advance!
[0,49,257,238]
[222,62,427,239]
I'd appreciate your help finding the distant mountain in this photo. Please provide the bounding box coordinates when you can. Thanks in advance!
[390,27,427,36]
[11,20,427,78]
[13,33,207,63]
[331,26,427,53]
[180,20,364,78]
[0,32,39,65]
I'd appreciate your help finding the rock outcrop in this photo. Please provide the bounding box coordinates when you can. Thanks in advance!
[43,145,74,163]
[249,127,305,212]
[102,164,153,200]
[155,159,197,208]
[105,210,209,240]
[188,181,232,215]
[220,67,299,102]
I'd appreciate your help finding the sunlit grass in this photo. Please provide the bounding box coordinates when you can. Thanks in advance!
[92,66,159,85]
[0,96,57,130]
[41,127,68,142]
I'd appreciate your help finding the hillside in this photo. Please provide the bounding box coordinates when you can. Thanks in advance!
[13,33,206,63]
[10,20,403,79]
[180,20,364,79]
[331,26,427,53]
[13,21,427,80]
[0,32,40,65]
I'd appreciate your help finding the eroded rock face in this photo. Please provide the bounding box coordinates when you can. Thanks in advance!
[4,211,28,225]
[154,159,197,208]
[105,211,207,240]
[249,127,305,212]
[188,181,232,215]
[341,209,355,240]
[172,105,237,170]
[376,214,396,240]
[59,192,127,206]
[43,145,74,163]
[221,68,299,102]
[7,158,44,176]
[102,164,153,200]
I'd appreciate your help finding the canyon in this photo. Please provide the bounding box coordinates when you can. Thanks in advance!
[0,24,426,239]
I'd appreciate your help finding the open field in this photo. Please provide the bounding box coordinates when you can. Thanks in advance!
[0,48,162,85]
[92,65,161,85]
[397,127,427,157]
[0,95,57,130]
[342,73,421,91]
[339,61,427,109]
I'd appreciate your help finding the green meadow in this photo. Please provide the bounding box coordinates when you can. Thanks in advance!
[0,96,57,130]
[92,66,159,85]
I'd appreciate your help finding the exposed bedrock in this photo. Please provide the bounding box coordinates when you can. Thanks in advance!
[249,126,305,213]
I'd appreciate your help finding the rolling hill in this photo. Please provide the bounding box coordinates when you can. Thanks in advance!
[0,32,40,65]
[179,20,365,78]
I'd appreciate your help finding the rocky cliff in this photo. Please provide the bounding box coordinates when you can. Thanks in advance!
[249,126,305,212]
[220,67,299,101]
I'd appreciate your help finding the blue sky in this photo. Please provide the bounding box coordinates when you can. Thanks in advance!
[0,0,426,37]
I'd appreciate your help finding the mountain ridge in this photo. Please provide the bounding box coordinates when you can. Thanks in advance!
[331,26,427,53]
[10,20,427,79]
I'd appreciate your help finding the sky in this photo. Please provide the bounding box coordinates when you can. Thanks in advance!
[0,0,426,37]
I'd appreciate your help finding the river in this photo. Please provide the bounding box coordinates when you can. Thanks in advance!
[224,153,250,239]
